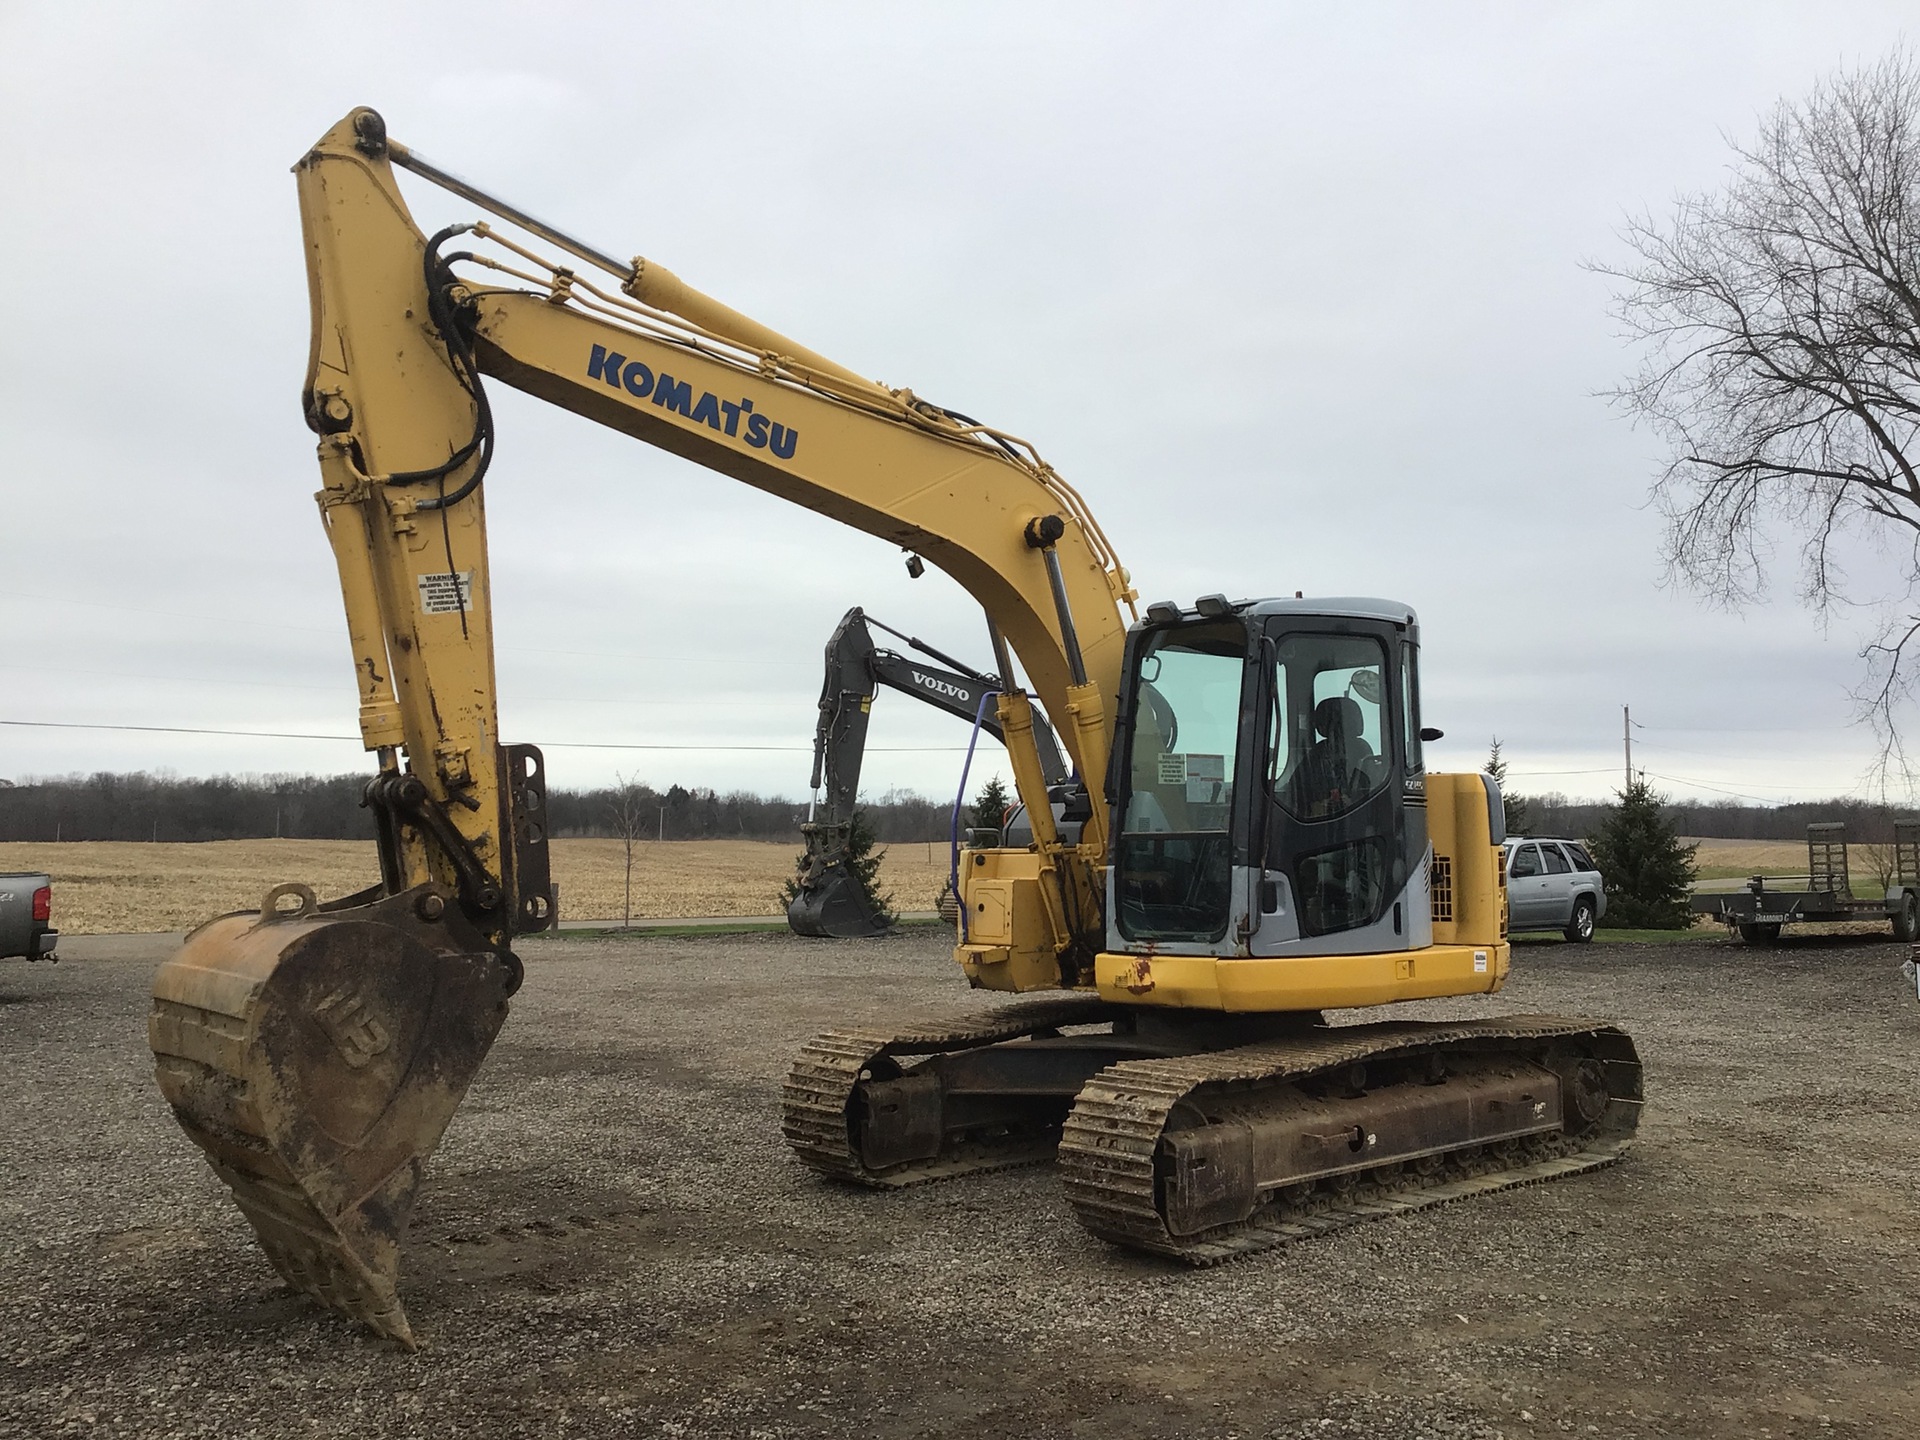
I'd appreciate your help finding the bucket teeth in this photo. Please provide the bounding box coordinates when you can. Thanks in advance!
[149,892,512,1346]
[223,1161,421,1347]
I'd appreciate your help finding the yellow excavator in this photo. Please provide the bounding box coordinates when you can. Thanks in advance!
[149,108,1641,1348]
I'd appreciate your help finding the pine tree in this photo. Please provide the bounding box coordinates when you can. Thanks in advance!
[1587,778,1698,928]
[782,809,895,925]
[838,810,896,925]
[970,773,1013,834]
[1486,737,1531,837]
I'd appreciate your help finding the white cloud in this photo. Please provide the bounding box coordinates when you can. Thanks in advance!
[2,1,1914,804]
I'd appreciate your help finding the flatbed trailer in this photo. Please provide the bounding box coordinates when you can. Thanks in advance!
[1692,821,1920,943]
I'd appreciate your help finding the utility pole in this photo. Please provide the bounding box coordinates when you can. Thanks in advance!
[1623,705,1633,791]
[658,804,666,842]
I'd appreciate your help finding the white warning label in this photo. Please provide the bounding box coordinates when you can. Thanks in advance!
[417,571,474,615]
[1473,950,1489,973]
[1157,754,1188,785]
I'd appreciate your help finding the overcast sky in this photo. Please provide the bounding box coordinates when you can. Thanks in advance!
[3,2,1916,809]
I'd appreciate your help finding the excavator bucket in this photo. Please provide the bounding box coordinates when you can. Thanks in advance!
[787,863,893,937]
[148,886,514,1348]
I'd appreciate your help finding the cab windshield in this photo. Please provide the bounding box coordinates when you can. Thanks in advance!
[1114,620,1246,941]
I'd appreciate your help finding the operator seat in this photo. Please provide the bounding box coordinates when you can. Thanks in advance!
[1297,695,1372,816]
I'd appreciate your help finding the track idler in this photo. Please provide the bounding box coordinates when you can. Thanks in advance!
[148,884,517,1348]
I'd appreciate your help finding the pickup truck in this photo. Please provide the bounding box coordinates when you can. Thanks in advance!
[0,872,58,961]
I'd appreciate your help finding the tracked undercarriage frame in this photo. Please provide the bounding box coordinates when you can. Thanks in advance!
[783,997,1640,1262]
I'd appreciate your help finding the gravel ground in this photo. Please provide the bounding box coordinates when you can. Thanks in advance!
[2,930,1916,1439]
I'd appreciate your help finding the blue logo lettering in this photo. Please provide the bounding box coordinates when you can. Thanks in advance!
[587,349,799,460]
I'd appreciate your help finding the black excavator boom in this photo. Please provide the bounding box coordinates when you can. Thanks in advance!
[787,607,1068,937]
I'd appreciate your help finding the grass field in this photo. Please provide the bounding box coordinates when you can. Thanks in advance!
[0,838,955,935]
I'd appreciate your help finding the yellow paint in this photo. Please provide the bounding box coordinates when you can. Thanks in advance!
[1426,772,1508,949]
[1094,942,1511,1012]
[955,849,1064,992]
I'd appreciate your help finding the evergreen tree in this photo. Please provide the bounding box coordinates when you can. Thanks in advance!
[782,809,895,925]
[837,810,895,924]
[970,773,1013,834]
[1587,778,1698,928]
[1486,737,1531,837]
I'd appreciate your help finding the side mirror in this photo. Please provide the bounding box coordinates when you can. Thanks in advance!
[1419,727,1444,742]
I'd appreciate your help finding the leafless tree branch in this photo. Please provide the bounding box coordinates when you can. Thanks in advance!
[1593,49,1920,782]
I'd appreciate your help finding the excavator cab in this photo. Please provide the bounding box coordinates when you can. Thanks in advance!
[1112,596,1445,958]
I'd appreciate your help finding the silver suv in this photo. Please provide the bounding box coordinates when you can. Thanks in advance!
[1504,837,1607,942]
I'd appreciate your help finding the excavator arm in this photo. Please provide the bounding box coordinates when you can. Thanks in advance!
[787,606,1070,937]
[149,106,1135,1345]
[807,607,1070,820]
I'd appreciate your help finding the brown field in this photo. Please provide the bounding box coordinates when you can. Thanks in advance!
[0,838,953,935]
[1683,836,1896,880]
[6,834,1891,936]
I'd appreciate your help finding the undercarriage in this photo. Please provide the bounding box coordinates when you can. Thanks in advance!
[783,998,1641,1261]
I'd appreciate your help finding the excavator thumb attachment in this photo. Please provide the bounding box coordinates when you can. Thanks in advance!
[148,885,516,1348]
[786,861,893,937]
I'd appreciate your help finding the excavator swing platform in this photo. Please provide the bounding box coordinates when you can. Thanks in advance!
[149,108,1641,1347]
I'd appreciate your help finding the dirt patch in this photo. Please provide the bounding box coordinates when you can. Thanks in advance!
[2,930,1916,1437]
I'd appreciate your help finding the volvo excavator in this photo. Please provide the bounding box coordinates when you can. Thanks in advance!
[148,108,1642,1348]
[787,605,1068,937]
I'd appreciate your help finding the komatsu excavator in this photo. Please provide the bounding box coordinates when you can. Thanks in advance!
[787,606,1068,937]
[148,108,1641,1348]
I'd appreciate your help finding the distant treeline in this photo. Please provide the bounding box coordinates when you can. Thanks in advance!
[1523,793,1920,843]
[3,770,1913,846]
[0,771,963,844]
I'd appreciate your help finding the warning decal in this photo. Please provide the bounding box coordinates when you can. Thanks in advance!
[417,571,474,615]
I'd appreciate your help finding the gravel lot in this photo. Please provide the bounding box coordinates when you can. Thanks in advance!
[3,929,1916,1439]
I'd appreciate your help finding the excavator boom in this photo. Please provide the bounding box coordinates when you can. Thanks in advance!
[786,606,1069,937]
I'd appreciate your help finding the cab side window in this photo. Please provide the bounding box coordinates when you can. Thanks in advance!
[1542,844,1571,875]
[1271,633,1391,822]
[1509,843,1542,878]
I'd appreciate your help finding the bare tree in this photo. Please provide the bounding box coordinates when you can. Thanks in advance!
[606,772,650,927]
[1594,50,1920,776]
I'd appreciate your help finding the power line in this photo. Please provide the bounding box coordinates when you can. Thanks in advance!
[0,589,813,668]
[1505,768,1620,778]
[0,660,805,706]
[1639,769,1819,804]
[0,718,978,754]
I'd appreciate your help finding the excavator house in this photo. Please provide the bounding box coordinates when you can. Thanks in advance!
[148,109,1642,1347]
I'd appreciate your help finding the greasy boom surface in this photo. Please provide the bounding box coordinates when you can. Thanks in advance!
[2,931,1916,1438]
[0,838,952,933]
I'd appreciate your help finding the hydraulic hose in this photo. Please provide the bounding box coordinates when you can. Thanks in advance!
[949,688,1000,944]
[365,224,495,511]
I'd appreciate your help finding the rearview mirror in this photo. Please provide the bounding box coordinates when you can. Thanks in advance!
[1420,726,1444,742]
